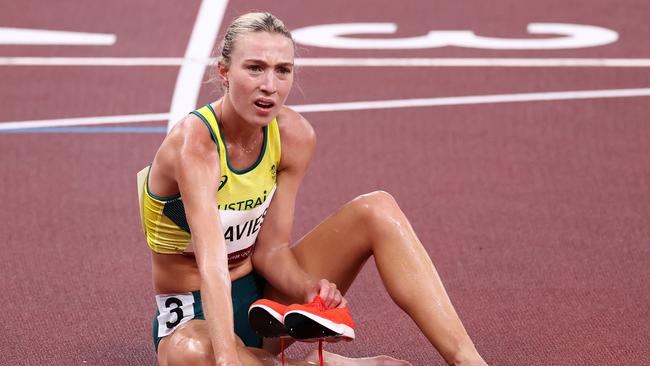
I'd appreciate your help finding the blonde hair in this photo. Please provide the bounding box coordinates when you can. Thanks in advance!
[218,12,294,66]
[208,12,295,92]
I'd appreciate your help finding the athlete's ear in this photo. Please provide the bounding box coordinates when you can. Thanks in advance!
[218,61,229,89]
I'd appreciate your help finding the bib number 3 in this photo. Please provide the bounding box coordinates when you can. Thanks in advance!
[155,293,196,337]
[165,297,184,328]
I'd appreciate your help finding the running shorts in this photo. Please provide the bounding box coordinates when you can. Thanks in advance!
[152,271,264,352]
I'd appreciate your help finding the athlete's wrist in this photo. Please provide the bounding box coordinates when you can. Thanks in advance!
[302,277,319,303]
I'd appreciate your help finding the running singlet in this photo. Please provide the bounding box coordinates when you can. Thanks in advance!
[140,104,281,263]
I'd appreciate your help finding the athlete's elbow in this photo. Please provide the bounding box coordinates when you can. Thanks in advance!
[251,245,280,274]
[251,248,267,271]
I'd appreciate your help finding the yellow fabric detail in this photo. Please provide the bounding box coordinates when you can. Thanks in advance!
[139,104,281,255]
[140,167,191,254]
[193,105,281,210]
[136,166,149,234]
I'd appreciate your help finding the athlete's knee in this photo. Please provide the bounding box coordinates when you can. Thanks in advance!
[164,328,215,366]
[349,190,404,228]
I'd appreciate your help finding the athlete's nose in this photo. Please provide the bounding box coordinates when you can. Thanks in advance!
[260,71,277,94]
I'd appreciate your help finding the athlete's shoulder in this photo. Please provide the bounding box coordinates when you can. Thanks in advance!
[276,105,316,170]
[167,113,214,149]
[276,105,316,148]
[157,112,218,169]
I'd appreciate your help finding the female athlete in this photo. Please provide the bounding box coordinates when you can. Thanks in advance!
[139,11,488,366]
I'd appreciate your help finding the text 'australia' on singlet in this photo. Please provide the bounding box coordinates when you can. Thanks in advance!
[140,104,281,264]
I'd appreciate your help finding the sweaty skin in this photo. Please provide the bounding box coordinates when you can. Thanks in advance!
[150,31,413,366]
[149,108,240,365]
[150,27,486,366]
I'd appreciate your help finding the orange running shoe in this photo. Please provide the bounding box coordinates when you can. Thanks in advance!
[248,299,289,338]
[283,296,356,341]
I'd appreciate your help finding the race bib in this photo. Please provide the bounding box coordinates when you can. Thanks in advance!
[155,293,196,338]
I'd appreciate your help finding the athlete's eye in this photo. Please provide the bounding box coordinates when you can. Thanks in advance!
[248,65,263,73]
[277,67,292,75]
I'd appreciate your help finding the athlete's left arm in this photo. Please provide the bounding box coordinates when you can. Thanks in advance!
[251,108,330,304]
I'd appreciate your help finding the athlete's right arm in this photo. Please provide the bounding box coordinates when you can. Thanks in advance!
[166,117,241,366]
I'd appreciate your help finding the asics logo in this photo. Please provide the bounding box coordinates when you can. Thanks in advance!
[218,175,228,191]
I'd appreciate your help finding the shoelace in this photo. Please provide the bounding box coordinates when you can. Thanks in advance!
[281,337,285,366]
[308,296,327,366]
[280,296,328,366]
[318,339,324,366]
[309,295,327,311]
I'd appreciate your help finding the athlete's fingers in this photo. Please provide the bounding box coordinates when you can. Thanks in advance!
[332,291,343,308]
[326,283,339,308]
[317,279,341,308]
[322,285,334,308]
[337,296,348,309]
[318,279,332,304]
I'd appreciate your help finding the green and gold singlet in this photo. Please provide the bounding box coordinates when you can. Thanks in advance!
[139,104,281,263]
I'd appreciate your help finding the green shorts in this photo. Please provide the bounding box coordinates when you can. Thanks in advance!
[152,271,264,352]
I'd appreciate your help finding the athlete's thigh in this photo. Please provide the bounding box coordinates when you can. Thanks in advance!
[290,197,374,295]
[157,319,246,366]
[157,319,207,366]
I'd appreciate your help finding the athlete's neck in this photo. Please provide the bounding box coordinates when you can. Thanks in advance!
[216,97,263,150]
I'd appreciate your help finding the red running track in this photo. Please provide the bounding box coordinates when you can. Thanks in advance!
[1,1,649,365]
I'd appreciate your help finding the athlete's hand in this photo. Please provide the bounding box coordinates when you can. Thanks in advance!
[310,278,347,308]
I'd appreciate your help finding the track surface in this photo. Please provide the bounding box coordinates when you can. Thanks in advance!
[1,1,649,365]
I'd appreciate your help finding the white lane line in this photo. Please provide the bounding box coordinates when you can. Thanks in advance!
[167,0,228,132]
[0,27,116,45]
[0,57,186,66]
[291,87,650,113]
[0,113,169,131]
[2,57,650,67]
[296,58,650,67]
[2,87,649,131]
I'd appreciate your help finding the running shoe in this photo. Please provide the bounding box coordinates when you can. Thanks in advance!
[283,296,356,341]
[248,299,289,338]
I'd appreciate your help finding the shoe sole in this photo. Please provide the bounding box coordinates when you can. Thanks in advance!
[248,304,288,338]
[283,310,355,341]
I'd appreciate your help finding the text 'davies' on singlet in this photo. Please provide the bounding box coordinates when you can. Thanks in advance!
[138,104,281,264]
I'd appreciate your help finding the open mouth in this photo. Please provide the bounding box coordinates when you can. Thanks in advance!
[254,100,275,110]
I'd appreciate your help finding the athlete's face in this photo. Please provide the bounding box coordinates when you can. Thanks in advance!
[220,31,295,126]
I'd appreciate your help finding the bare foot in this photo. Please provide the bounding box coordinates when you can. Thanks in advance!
[450,349,489,366]
[304,350,412,366]
[453,360,488,366]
